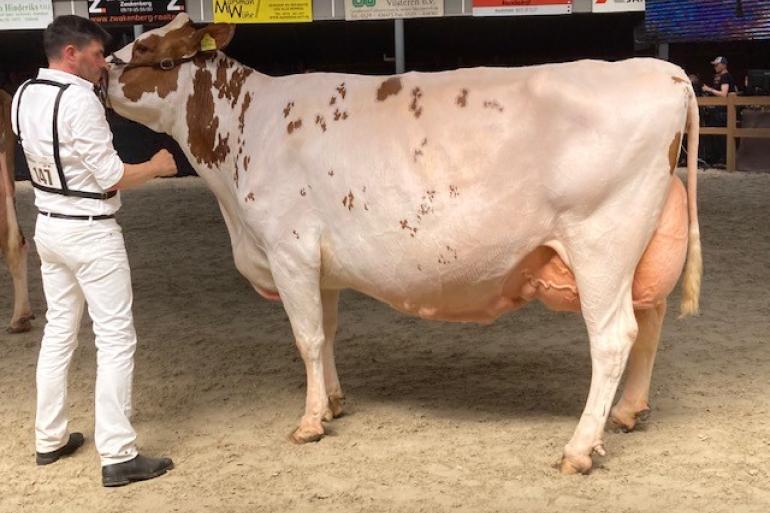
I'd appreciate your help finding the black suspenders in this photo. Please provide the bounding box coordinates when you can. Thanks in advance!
[16,79,117,201]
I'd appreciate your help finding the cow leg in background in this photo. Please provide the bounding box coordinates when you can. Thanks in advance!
[610,300,667,432]
[6,237,33,333]
[3,197,34,333]
[559,234,641,474]
[321,289,345,421]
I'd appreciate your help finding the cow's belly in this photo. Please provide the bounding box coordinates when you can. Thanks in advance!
[346,176,687,321]
[381,284,526,324]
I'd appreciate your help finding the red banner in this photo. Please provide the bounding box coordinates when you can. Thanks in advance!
[473,0,572,16]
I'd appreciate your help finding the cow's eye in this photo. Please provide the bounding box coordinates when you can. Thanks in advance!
[135,44,149,54]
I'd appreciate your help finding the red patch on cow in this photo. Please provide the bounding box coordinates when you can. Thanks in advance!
[376,77,402,101]
[315,114,327,132]
[410,87,423,118]
[283,101,294,118]
[213,58,252,108]
[438,246,458,265]
[186,68,230,168]
[669,132,682,174]
[333,109,349,121]
[456,89,468,107]
[287,119,303,134]
[399,219,418,238]
[342,190,354,210]
[239,92,252,133]
[120,33,183,102]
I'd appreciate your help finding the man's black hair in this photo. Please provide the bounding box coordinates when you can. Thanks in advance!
[43,15,111,60]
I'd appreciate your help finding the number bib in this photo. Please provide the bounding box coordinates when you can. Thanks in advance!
[25,152,64,191]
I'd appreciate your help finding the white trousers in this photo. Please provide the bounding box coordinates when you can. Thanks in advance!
[34,214,138,466]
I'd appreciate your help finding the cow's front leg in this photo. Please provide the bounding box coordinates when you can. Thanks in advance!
[321,289,345,421]
[610,300,666,432]
[271,247,329,444]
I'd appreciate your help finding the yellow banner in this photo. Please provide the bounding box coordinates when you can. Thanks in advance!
[213,0,312,23]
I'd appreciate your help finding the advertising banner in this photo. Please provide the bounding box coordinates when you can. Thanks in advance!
[473,0,572,17]
[213,0,313,23]
[88,0,187,25]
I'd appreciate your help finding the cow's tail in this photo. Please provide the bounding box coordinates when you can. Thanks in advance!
[679,91,702,319]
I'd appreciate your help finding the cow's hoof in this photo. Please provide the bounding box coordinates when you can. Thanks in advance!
[610,405,651,433]
[7,316,33,334]
[322,407,334,422]
[329,395,345,418]
[559,454,592,475]
[290,423,325,444]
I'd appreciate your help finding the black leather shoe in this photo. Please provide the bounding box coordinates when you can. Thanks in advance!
[102,454,174,487]
[36,432,85,465]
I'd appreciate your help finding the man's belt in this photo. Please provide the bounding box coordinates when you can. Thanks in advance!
[39,211,115,221]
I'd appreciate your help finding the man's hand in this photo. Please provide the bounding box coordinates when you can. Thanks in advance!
[151,149,178,177]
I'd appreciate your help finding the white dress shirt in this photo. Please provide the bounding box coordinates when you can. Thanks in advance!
[11,68,125,216]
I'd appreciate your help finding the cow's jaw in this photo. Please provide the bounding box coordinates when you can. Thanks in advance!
[107,63,191,134]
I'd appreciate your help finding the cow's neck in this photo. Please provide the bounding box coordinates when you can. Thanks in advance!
[171,55,262,216]
[171,54,269,254]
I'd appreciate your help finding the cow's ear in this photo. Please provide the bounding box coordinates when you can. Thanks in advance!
[193,24,235,53]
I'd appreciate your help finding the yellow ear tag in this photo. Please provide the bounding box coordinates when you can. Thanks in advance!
[200,34,217,52]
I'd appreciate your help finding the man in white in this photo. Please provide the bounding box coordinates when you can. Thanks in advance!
[12,15,177,487]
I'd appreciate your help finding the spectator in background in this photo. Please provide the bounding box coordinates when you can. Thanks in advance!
[702,56,737,97]
[701,57,737,168]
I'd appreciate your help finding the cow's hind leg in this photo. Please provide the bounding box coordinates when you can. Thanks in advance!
[5,229,34,334]
[321,289,345,421]
[559,237,641,474]
[610,300,667,432]
[271,248,330,444]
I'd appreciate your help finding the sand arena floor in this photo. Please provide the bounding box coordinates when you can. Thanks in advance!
[1,170,769,513]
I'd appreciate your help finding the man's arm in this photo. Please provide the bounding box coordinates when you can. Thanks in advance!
[109,149,177,191]
[703,83,730,97]
[69,92,177,191]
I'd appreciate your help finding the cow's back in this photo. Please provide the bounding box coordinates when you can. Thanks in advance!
[252,58,689,215]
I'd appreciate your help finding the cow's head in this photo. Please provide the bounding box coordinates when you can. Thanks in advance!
[107,13,234,131]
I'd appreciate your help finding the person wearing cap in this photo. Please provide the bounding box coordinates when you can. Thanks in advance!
[700,57,737,167]
[11,15,176,486]
[703,57,737,97]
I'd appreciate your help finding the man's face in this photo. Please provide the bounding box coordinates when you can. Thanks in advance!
[714,62,726,74]
[72,39,107,84]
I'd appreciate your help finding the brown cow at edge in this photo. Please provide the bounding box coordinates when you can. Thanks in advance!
[0,89,34,333]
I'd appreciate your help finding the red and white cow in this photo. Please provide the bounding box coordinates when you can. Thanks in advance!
[0,89,34,333]
[107,14,701,474]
